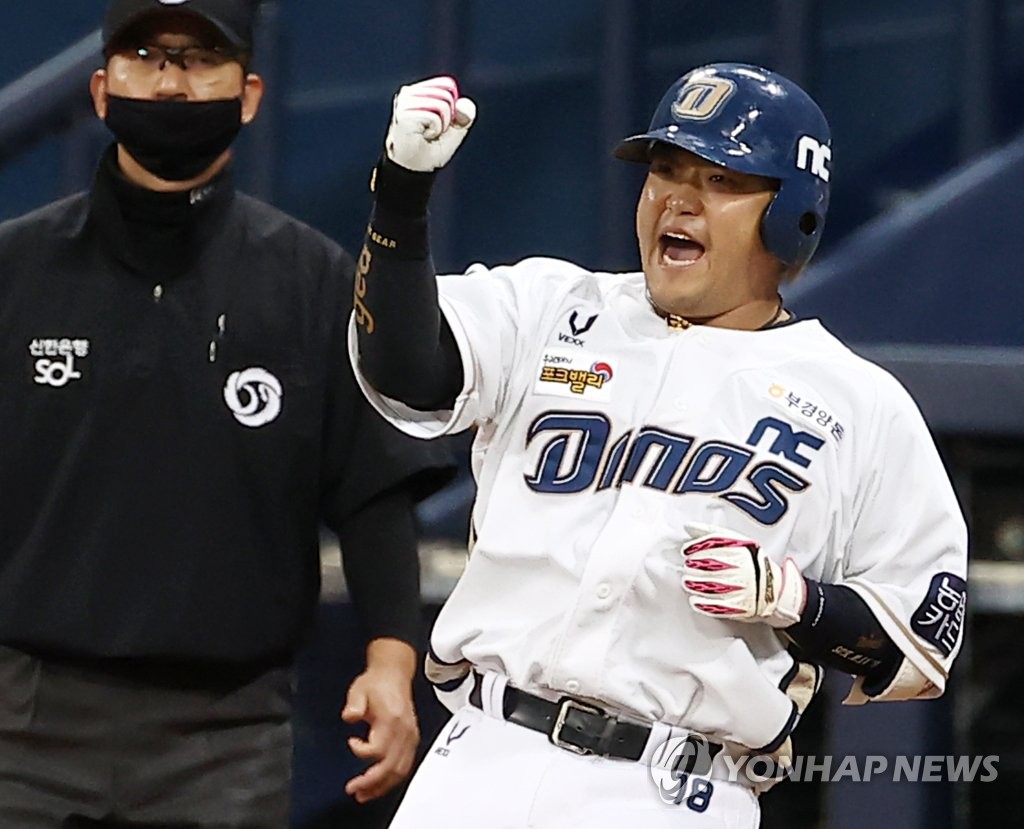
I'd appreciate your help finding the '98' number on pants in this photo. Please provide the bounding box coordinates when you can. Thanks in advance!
[672,774,714,812]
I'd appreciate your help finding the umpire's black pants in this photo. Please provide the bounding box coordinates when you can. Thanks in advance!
[0,645,292,828]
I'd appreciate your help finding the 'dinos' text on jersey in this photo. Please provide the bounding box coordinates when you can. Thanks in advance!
[523,412,824,526]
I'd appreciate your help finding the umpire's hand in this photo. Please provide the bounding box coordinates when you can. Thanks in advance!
[340,638,420,803]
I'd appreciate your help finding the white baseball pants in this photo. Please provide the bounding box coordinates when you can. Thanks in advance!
[389,703,761,829]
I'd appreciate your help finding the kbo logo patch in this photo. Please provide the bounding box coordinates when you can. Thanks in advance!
[223,367,283,428]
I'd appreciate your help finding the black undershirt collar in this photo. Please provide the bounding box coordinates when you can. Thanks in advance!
[88,143,236,278]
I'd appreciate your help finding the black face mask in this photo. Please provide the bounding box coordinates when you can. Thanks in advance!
[104,95,244,182]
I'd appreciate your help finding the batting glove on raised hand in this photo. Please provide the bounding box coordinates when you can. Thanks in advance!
[385,76,477,173]
[679,523,807,628]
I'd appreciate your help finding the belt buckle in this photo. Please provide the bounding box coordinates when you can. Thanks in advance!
[550,697,604,755]
[671,733,720,777]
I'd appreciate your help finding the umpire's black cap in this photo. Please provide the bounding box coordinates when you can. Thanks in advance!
[103,0,258,56]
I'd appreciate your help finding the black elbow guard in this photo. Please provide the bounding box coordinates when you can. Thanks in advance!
[788,580,904,682]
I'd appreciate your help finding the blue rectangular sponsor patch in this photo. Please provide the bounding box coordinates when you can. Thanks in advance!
[911,573,967,657]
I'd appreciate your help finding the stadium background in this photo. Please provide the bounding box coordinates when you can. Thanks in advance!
[1,2,1022,827]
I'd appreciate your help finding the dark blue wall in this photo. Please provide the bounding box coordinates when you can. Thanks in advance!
[7,0,1024,275]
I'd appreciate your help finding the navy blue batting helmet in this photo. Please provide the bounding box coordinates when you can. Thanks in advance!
[615,63,831,270]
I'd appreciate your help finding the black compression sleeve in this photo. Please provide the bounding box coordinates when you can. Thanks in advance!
[335,485,422,646]
[787,580,904,684]
[353,156,462,411]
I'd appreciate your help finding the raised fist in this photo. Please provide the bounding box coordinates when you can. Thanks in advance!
[385,76,477,173]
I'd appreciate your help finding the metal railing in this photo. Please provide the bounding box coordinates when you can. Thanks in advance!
[0,31,100,170]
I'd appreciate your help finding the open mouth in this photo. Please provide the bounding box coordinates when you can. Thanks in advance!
[659,232,706,265]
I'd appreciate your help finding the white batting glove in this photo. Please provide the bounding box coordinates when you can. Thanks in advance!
[679,523,807,628]
[385,76,477,173]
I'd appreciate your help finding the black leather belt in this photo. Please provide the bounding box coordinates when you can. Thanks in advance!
[468,673,720,772]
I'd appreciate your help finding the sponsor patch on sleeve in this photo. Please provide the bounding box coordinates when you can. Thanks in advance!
[911,573,967,657]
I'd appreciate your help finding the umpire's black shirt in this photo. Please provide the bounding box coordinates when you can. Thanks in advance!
[0,147,449,670]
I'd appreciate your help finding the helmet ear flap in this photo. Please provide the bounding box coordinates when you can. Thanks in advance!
[760,184,828,269]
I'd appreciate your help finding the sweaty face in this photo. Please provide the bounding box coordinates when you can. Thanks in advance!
[635,145,785,327]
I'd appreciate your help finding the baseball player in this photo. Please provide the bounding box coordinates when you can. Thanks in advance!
[348,64,969,827]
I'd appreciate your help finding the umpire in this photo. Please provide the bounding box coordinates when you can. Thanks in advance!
[0,1,452,826]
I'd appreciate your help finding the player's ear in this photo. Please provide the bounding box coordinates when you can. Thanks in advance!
[241,72,264,125]
[90,69,109,120]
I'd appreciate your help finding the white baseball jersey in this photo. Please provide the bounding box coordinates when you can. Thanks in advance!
[349,256,968,754]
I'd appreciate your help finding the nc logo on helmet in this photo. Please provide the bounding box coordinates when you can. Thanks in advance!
[672,78,736,122]
[223,367,283,428]
[796,135,831,183]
